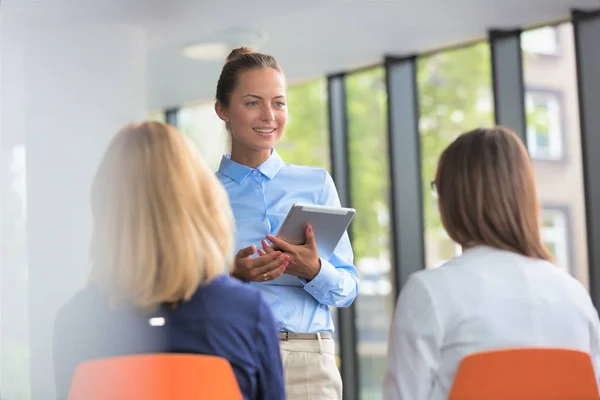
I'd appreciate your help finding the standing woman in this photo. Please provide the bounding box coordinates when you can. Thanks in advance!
[214,47,359,400]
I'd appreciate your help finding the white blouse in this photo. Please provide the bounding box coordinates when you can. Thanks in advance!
[383,245,600,399]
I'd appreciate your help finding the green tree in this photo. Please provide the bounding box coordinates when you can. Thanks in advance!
[279,44,495,261]
[278,79,330,170]
[418,43,494,235]
[345,68,390,261]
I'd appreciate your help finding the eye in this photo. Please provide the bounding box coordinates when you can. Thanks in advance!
[246,101,259,107]
[274,101,287,108]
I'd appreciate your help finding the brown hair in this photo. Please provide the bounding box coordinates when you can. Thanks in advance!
[215,46,282,107]
[88,121,235,310]
[434,126,552,261]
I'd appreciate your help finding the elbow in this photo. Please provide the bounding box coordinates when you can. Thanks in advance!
[334,286,358,308]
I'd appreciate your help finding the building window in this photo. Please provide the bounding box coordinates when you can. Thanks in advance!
[525,91,564,160]
[521,26,560,56]
[541,208,570,272]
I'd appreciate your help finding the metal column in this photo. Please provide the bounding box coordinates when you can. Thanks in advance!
[327,73,359,400]
[573,9,600,306]
[384,56,426,298]
[489,29,527,143]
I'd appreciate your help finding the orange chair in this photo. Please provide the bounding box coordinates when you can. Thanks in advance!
[68,354,243,400]
[449,348,599,400]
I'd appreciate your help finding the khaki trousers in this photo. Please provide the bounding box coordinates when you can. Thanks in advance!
[279,335,342,400]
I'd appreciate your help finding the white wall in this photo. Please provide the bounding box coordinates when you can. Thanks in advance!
[1,4,147,397]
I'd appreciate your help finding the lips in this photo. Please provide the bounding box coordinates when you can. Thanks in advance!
[253,127,277,137]
[253,128,276,133]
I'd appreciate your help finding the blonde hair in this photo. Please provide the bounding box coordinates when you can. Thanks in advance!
[88,121,234,310]
[435,126,552,261]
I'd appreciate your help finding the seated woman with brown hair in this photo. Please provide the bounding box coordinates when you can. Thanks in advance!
[52,121,285,399]
[383,126,600,399]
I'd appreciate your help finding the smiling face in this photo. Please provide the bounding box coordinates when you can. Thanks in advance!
[215,67,288,159]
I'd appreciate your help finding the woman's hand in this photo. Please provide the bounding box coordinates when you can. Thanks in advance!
[262,225,321,281]
[231,245,290,283]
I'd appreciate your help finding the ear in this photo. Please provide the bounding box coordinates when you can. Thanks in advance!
[214,101,229,122]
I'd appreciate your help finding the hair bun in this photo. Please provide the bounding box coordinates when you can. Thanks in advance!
[226,46,256,63]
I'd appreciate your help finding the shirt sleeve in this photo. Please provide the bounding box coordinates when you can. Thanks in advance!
[303,170,359,308]
[383,273,442,400]
[255,293,286,400]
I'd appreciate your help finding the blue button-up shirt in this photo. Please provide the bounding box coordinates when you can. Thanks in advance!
[217,150,359,333]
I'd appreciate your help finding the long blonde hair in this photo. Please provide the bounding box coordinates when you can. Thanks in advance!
[88,121,234,310]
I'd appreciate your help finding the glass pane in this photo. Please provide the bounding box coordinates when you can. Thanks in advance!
[278,79,330,171]
[346,67,394,400]
[419,43,494,269]
[522,23,588,287]
[275,78,338,356]
[1,145,31,399]
[521,26,559,56]
[147,109,166,122]
[177,101,228,171]
[536,132,550,149]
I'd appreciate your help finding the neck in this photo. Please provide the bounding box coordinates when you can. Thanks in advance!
[230,146,272,169]
[461,241,479,252]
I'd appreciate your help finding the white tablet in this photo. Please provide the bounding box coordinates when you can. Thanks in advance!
[276,203,355,260]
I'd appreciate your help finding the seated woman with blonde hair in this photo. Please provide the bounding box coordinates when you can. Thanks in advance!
[52,121,285,399]
[383,126,600,399]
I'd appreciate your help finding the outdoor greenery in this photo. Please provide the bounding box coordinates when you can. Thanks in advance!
[280,43,494,265]
[277,79,331,171]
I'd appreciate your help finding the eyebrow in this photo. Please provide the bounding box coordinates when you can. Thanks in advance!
[242,94,286,100]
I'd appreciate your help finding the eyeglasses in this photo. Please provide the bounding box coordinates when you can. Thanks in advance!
[430,181,438,198]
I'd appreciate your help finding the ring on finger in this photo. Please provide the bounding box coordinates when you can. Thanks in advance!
[263,273,269,281]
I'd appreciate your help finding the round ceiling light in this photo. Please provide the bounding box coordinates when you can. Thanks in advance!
[182,42,230,61]
[182,28,268,61]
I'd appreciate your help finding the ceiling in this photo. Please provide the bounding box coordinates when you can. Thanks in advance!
[6,0,599,110]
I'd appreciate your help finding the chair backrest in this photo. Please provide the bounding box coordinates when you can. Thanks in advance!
[449,348,599,400]
[68,354,243,400]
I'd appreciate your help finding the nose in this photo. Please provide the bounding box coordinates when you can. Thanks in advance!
[260,104,275,121]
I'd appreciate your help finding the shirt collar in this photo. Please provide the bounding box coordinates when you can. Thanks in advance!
[218,150,284,184]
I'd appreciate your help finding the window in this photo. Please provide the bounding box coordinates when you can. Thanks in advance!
[346,67,394,399]
[418,42,494,269]
[274,77,338,357]
[147,109,166,122]
[177,101,228,171]
[521,26,560,56]
[277,78,330,171]
[1,145,31,399]
[525,91,564,160]
[541,208,570,273]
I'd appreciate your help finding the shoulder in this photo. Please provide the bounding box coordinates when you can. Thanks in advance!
[281,162,329,181]
[399,270,438,302]
[195,275,264,311]
[215,170,233,186]
[545,265,596,311]
[56,286,105,321]
[54,286,110,342]
[279,163,334,192]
